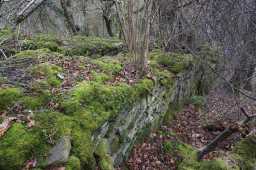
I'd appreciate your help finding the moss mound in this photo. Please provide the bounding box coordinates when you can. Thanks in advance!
[29,62,63,88]
[0,123,41,170]
[22,34,62,52]
[0,87,22,111]
[150,50,193,74]
[15,48,59,58]
[66,156,81,170]
[0,32,188,170]
[95,139,114,170]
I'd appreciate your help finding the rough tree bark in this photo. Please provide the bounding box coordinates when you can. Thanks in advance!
[102,0,115,37]
[60,0,77,34]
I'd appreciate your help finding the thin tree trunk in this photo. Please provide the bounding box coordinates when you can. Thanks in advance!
[103,15,114,37]
[60,0,77,34]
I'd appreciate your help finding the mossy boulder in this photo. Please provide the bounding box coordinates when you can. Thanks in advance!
[47,136,71,166]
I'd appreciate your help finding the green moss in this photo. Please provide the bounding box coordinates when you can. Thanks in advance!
[150,50,193,74]
[232,136,256,170]
[95,139,109,157]
[133,79,154,97]
[0,123,40,170]
[0,87,22,111]
[71,128,96,169]
[110,136,121,153]
[161,140,229,170]
[66,156,81,170]
[162,141,177,153]
[188,96,205,108]
[153,68,174,88]
[61,98,82,114]
[62,80,153,117]
[95,139,114,170]
[157,53,193,74]
[62,36,122,56]
[21,96,44,110]
[30,63,63,88]
[91,71,111,83]
[58,77,154,168]
[99,156,114,170]
[15,48,60,58]
[92,58,123,76]
[35,111,74,142]
[22,34,62,52]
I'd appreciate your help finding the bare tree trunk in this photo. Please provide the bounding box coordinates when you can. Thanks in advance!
[60,0,77,34]
[114,0,153,77]
[101,0,115,37]
[103,15,114,37]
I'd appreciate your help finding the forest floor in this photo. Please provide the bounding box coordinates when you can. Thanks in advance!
[122,87,256,170]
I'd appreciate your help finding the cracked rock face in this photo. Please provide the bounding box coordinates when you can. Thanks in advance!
[47,136,71,166]
[0,0,115,36]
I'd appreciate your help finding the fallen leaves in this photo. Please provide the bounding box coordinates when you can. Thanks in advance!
[22,159,37,170]
[0,113,35,138]
[0,117,17,137]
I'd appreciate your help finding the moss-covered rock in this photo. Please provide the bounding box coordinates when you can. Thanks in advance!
[61,36,122,56]
[62,79,153,116]
[0,87,22,111]
[150,50,193,74]
[95,139,114,170]
[71,128,96,169]
[35,111,74,142]
[0,123,41,170]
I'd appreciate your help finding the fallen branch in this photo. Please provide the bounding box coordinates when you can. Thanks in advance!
[16,0,46,24]
[0,49,7,60]
[197,108,256,160]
